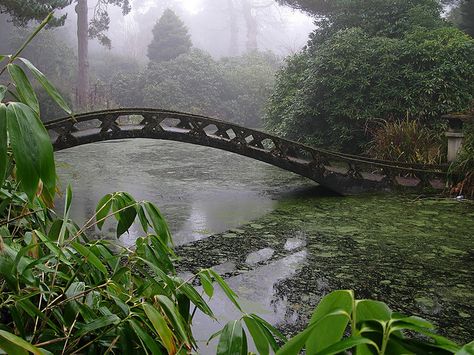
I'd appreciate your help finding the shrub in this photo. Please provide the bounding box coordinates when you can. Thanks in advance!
[265,27,474,152]
[367,119,444,164]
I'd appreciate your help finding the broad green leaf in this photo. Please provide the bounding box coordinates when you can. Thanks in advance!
[391,313,434,329]
[0,85,7,101]
[7,63,39,114]
[19,57,72,115]
[356,299,392,323]
[306,290,353,353]
[389,323,460,352]
[199,270,214,298]
[0,330,42,355]
[129,318,164,355]
[0,55,6,64]
[0,104,7,187]
[243,316,269,355]
[6,102,55,201]
[96,193,113,229]
[217,320,245,355]
[317,336,378,355]
[456,341,474,355]
[277,310,350,355]
[72,242,108,275]
[142,303,176,354]
[76,314,120,336]
[208,269,242,312]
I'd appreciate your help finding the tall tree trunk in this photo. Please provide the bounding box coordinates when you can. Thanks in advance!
[228,0,239,56]
[242,0,258,52]
[76,0,89,109]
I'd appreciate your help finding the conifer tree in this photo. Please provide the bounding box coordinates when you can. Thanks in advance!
[147,9,192,63]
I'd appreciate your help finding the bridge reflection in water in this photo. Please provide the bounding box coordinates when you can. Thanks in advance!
[45,108,448,195]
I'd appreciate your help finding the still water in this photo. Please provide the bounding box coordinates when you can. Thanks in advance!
[56,139,474,350]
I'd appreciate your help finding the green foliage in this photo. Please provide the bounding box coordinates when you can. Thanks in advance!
[278,0,444,42]
[111,50,279,126]
[219,51,280,127]
[0,0,70,27]
[144,49,224,116]
[147,9,192,63]
[213,290,471,354]
[265,27,474,152]
[448,0,474,37]
[367,119,444,164]
[275,290,470,355]
[1,26,76,121]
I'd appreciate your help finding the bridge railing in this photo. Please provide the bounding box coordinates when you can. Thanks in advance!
[45,108,448,193]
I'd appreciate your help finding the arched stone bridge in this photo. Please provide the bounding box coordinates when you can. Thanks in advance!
[45,108,448,195]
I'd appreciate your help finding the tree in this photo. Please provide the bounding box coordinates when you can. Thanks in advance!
[0,0,131,109]
[0,0,70,27]
[446,1,473,37]
[278,0,444,41]
[147,9,192,63]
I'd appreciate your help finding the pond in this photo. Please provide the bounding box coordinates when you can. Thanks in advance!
[56,138,474,352]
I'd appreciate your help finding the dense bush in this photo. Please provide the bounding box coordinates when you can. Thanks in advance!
[111,50,279,127]
[367,119,444,164]
[265,27,474,152]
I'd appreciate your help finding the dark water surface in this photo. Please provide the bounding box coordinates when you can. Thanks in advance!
[56,139,474,351]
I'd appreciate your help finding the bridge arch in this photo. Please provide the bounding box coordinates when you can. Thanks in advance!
[45,108,447,195]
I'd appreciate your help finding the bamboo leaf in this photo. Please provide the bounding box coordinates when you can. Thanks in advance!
[76,314,120,336]
[0,85,7,101]
[144,202,172,245]
[156,295,191,347]
[7,63,39,114]
[19,57,72,115]
[0,330,42,355]
[199,270,214,298]
[96,193,113,230]
[208,269,242,312]
[178,282,215,319]
[72,242,108,275]
[6,102,55,201]
[113,194,136,237]
[217,320,245,355]
[129,319,164,355]
[0,103,7,187]
[243,316,269,355]
[142,303,177,354]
